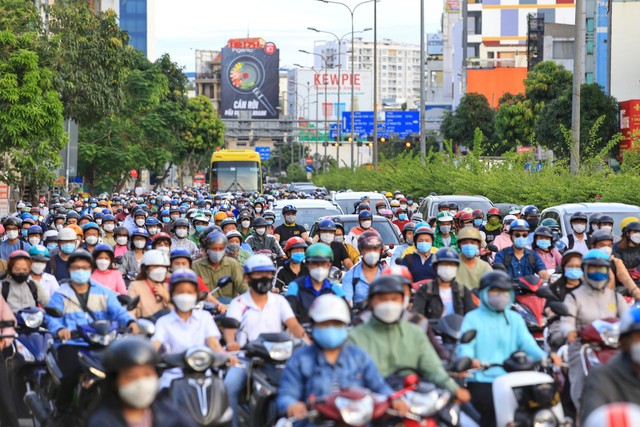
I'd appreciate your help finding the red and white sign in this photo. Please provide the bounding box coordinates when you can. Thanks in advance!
[0,182,9,217]
[620,100,640,152]
[306,157,314,165]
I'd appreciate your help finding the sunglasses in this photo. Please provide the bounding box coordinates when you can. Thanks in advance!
[513,233,529,238]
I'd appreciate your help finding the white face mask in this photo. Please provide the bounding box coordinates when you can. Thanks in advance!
[6,230,18,240]
[103,223,115,232]
[437,265,458,282]
[309,267,330,282]
[85,236,98,246]
[572,223,586,234]
[631,233,640,245]
[157,246,170,254]
[334,235,344,243]
[600,225,613,234]
[319,233,334,244]
[373,301,404,324]
[241,220,251,229]
[134,239,147,249]
[118,376,159,409]
[360,220,372,229]
[116,236,128,246]
[96,259,111,271]
[31,262,47,275]
[148,267,167,283]
[135,219,146,227]
[172,293,197,312]
[175,228,188,238]
[28,237,41,246]
[598,246,613,257]
[148,227,159,236]
[363,251,380,266]
[255,227,266,236]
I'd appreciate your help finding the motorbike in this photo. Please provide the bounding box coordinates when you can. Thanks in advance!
[161,346,233,426]
[430,314,465,357]
[511,275,558,347]
[578,317,621,375]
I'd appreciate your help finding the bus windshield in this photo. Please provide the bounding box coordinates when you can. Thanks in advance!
[211,161,260,193]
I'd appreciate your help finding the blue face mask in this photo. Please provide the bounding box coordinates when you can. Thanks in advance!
[70,269,91,284]
[416,241,432,254]
[47,243,58,252]
[398,214,408,221]
[60,243,76,254]
[461,244,478,258]
[21,229,28,237]
[473,219,483,227]
[162,217,171,223]
[513,237,528,249]
[407,201,413,205]
[90,203,97,208]
[586,271,609,288]
[291,252,305,264]
[312,326,348,349]
[564,268,583,280]
[195,225,206,234]
[266,220,274,225]
[536,239,552,250]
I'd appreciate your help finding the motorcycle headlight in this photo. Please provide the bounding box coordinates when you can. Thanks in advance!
[16,341,35,363]
[21,310,44,329]
[263,340,293,362]
[185,346,214,372]
[533,408,558,427]
[593,319,620,347]
[87,329,117,346]
[335,394,374,426]
[408,389,450,417]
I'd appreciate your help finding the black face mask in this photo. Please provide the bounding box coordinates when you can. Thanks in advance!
[526,218,539,229]
[250,278,272,294]
[12,273,29,283]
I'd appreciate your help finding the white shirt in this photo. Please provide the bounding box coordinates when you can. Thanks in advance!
[30,273,59,298]
[560,233,589,255]
[226,291,295,347]
[439,287,454,316]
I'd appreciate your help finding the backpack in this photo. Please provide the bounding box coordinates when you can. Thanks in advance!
[2,279,38,304]
[500,249,536,273]
[567,235,575,250]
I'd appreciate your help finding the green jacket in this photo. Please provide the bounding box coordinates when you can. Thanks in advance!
[348,317,459,392]
[433,230,459,252]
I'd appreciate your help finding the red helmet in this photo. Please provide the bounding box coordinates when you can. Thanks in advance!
[487,207,501,217]
[151,232,171,243]
[358,230,383,252]
[8,250,31,272]
[458,212,473,223]
[472,209,484,219]
[381,265,413,285]
[284,236,308,252]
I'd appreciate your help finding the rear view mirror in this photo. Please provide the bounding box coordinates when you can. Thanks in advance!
[460,329,477,344]
[535,286,557,300]
[136,318,156,337]
[117,295,132,306]
[44,307,63,318]
[217,276,233,289]
[487,244,498,253]
[451,357,473,373]
[218,317,241,330]
[548,301,570,317]
[126,296,140,311]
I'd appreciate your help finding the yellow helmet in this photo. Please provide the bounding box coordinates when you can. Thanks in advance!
[214,212,227,221]
[621,216,640,232]
[457,227,482,242]
[385,192,393,198]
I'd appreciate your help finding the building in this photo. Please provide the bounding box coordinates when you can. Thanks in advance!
[117,0,155,59]
[610,0,640,99]
[194,50,222,111]
[542,23,575,72]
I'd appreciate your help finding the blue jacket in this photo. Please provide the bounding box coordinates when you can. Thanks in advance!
[456,287,546,383]
[285,276,345,324]
[400,252,436,283]
[45,280,134,346]
[494,246,546,279]
[277,343,393,416]
[342,263,383,304]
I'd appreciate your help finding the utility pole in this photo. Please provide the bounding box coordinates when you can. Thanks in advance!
[571,0,585,174]
[419,0,427,162]
[372,1,378,169]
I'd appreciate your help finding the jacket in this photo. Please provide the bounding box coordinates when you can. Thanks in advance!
[117,250,142,278]
[560,284,628,337]
[401,252,436,283]
[493,232,513,252]
[3,277,49,312]
[411,279,476,319]
[274,261,308,292]
[433,231,458,251]
[494,246,547,279]
[245,233,285,257]
[613,244,640,270]
[348,316,459,392]
[341,262,383,304]
[192,256,247,298]
[285,276,345,324]
[170,236,199,259]
[457,287,546,383]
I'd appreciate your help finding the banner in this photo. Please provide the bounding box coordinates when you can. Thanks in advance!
[221,43,280,119]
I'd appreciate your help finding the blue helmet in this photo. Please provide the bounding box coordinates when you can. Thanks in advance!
[358,210,373,221]
[582,249,611,268]
[169,268,199,291]
[244,254,276,274]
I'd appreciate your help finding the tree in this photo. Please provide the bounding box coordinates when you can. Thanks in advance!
[524,61,572,109]
[441,93,496,148]
[495,95,536,153]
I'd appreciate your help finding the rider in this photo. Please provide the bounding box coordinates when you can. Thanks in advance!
[433,211,457,249]
[0,217,31,260]
[560,211,589,254]
[455,227,493,289]
[285,243,345,324]
[3,250,49,311]
[334,218,360,264]
[127,249,172,319]
[244,217,285,259]
[342,231,385,306]
[481,207,502,246]
[390,222,414,265]
[277,294,408,420]
[345,210,376,248]
[494,219,550,280]
[119,227,149,279]
[192,231,246,299]
[274,205,310,247]
[532,225,562,271]
[274,237,308,293]
[225,230,252,265]
[28,245,60,298]
[91,244,127,295]
[493,214,517,251]
[401,225,437,282]
[81,222,101,254]
[170,218,199,259]
[613,220,640,277]
[315,219,353,270]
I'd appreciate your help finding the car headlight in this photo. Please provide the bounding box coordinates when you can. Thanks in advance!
[533,408,558,427]
[408,389,450,417]
[593,319,620,347]
[87,329,117,346]
[335,394,374,426]
[263,340,293,361]
[185,346,214,372]
[16,341,35,363]
[21,311,44,329]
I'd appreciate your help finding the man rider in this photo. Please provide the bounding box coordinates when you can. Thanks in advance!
[494,219,549,280]
[274,205,310,247]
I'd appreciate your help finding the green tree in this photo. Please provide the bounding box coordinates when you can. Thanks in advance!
[495,95,536,153]
[441,93,496,149]
[524,61,573,109]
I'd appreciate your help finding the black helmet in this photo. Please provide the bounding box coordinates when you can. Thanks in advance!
[533,226,553,239]
[570,211,588,222]
[172,218,190,230]
[368,275,405,298]
[626,221,640,233]
[479,270,514,291]
[589,212,603,226]
[252,217,268,228]
[102,336,159,375]
[448,202,458,210]
[522,205,540,217]
[3,217,21,227]
[437,201,449,210]
[589,229,614,247]
[67,249,94,268]
[599,215,614,225]
[282,205,297,215]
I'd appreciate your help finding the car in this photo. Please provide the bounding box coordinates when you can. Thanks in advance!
[287,182,326,194]
[541,202,640,237]
[331,191,390,215]
[272,199,343,231]
[418,195,495,219]
[309,215,402,248]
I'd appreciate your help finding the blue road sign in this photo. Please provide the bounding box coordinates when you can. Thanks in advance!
[305,165,314,172]
[255,146,271,161]
[341,111,375,135]
[385,111,420,137]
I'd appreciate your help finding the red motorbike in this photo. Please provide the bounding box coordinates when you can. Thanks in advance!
[511,275,557,347]
[579,317,621,375]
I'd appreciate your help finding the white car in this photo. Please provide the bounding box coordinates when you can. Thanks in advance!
[331,191,390,215]
[272,199,343,231]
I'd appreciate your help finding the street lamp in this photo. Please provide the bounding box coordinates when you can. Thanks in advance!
[295,62,326,167]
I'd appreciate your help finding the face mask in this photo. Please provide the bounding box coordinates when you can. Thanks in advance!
[195,225,206,234]
[116,236,128,246]
[363,251,380,266]
[172,293,197,312]
[600,225,613,234]
[255,207,262,213]
[241,220,251,229]
[170,215,180,221]
[11,272,29,283]
[437,265,458,282]
[157,246,170,254]
[513,237,528,249]
[148,227,159,236]
[398,214,408,221]
[473,219,483,227]
[95,219,103,226]
[85,236,98,246]
[255,227,266,236]
[133,239,147,249]
[6,230,18,240]
[175,228,188,238]
[70,269,91,284]
[450,210,458,216]
[207,249,225,263]
[373,301,404,324]
[148,267,167,283]
[334,235,344,244]
[586,271,609,290]
[488,217,500,226]
[250,277,272,294]
[103,223,115,232]
[439,225,451,235]
[319,233,334,244]
[461,244,478,258]
[285,215,296,224]
[564,268,583,280]
[30,261,47,275]
[266,220,274,226]
[416,241,432,254]
[536,239,551,250]
[47,243,58,252]
[598,246,613,257]
[487,292,511,311]
[526,218,539,229]
[135,219,145,227]
[572,223,586,234]
[118,376,159,408]
[309,267,330,282]
[312,326,348,349]
[28,237,41,246]
[360,220,372,229]
[162,217,171,223]
[60,243,77,254]
[228,243,240,253]
[56,224,64,232]
[631,233,640,245]
[95,259,111,271]
[630,342,640,365]
[291,252,305,264]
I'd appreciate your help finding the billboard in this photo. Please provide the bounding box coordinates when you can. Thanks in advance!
[220,43,280,119]
[620,100,640,152]
[427,33,443,55]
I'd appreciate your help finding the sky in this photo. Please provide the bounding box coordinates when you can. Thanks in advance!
[155,0,444,72]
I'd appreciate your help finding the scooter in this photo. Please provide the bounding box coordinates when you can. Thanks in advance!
[579,317,621,375]
[511,275,557,347]
[161,346,233,426]
[430,313,465,356]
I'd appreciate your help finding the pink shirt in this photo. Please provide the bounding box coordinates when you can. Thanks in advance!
[91,269,127,294]
[493,232,513,251]
[114,244,128,258]
[535,248,563,271]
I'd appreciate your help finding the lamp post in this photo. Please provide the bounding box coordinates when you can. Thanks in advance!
[295,63,326,169]
[288,80,311,166]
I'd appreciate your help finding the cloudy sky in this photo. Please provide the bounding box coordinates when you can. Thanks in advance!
[155,0,444,71]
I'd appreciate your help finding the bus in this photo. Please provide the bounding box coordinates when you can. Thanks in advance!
[210,150,262,194]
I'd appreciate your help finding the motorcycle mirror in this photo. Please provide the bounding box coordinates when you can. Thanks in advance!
[219,317,241,330]
[487,244,498,253]
[126,296,140,311]
[534,286,557,300]
[394,258,402,265]
[460,329,477,344]
[113,256,124,265]
[117,294,132,306]
[217,276,233,288]
[0,320,16,328]
[44,307,63,318]
[451,357,473,373]
[548,301,570,317]
[136,318,156,337]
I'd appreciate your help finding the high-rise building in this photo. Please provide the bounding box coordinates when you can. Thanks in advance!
[118,0,155,59]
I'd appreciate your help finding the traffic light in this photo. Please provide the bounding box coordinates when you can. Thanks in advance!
[333,141,340,147]
[405,141,412,149]
[357,140,363,147]
[347,136,353,143]
[379,137,387,143]
[368,141,373,147]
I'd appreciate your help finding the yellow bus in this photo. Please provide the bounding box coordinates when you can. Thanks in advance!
[210,149,262,193]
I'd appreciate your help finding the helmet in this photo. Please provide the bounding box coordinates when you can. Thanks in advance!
[583,403,640,427]
[93,243,114,259]
[357,231,383,252]
[204,231,228,247]
[214,212,227,222]
[140,249,170,267]
[625,221,640,233]
[220,217,237,229]
[67,250,94,268]
[508,219,530,233]
[448,202,459,210]
[472,209,484,219]
[284,237,308,252]
[368,275,405,298]
[27,225,43,236]
[308,294,351,324]
[102,336,159,375]
[589,229,614,246]
[401,222,415,235]
[67,224,83,238]
[151,232,171,244]
[28,245,50,262]
[252,217,268,228]
[620,306,640,336]
[172,218,190,230]
[305,243,334,262]
[381,265,413,285]
[437,201,450,210]
[413,225,435,239]
[358,210,373,221]
[540,218,560,230]
[457,227,482,242]
[282,205,297,215]
[169,268,199,290]
[621,216,640,232]
[225,230,243,241]
[436,211,454,222]
[318,219,337,232]
[385,192,393,198]
[356,203,370,213]
[533,226,553,239]
[432,248,460,265]
[3,217,21,228]
[589,212,603,226]
[570,211,588,222]
[487,207,501,217]
[170,248,192,261]
[375,200,386,209]
[244,254,276,273]
[8,250,31,265]
[521,205,540,217]
[582,249,611,268]
[599,214,614,225]
[561,249,583,267]
[263,210,276,221]
[103,214,116,223]
[145,217,161,227]
[479,270,514,291]
[131,227,149,240]
[66,211,80,220]
[57,227,78,242]
[389,200,400,208]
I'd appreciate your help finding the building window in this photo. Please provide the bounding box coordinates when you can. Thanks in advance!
[586,72,594,84]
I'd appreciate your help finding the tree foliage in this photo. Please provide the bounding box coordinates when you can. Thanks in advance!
[441,93,496,150]
[524,61,572,109]
[495,95,536,154]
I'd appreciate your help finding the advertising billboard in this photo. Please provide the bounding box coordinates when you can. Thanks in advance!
[427,33,444,55]
[221,43,280,119]
[620,100,640,152]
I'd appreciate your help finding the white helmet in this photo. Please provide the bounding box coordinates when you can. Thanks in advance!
[584,403,640,427]
[57,227,77,242]
[308,294,350,324]
[140,249,170,267]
